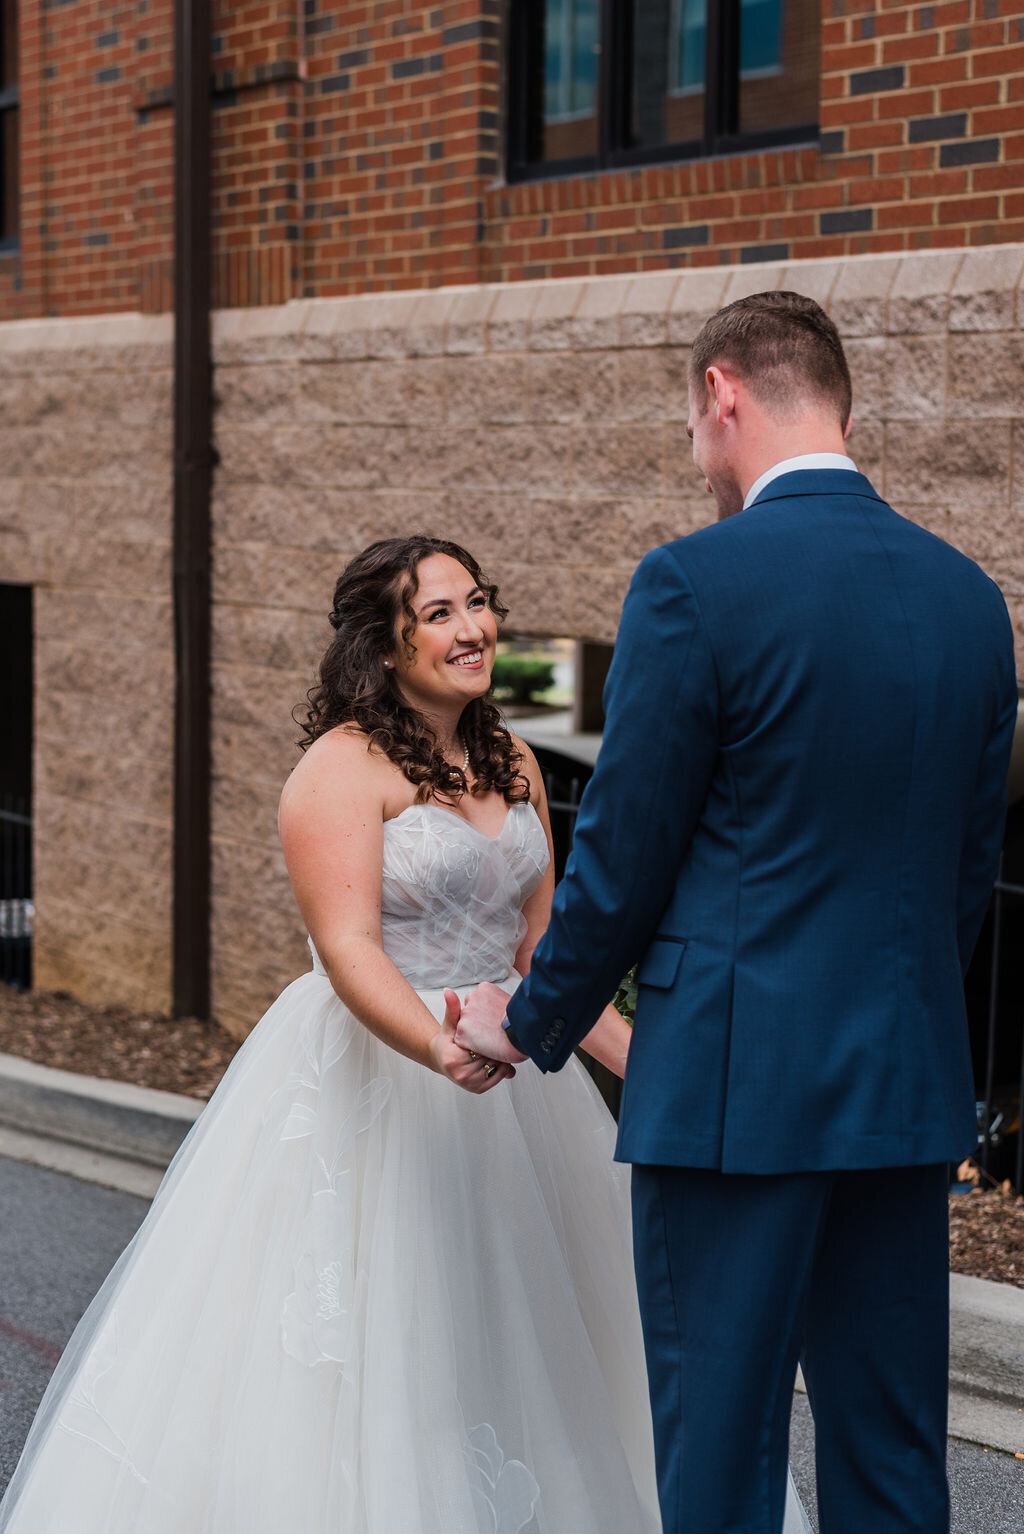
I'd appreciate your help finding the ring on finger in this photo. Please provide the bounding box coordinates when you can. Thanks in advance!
[483,1061,499,1079]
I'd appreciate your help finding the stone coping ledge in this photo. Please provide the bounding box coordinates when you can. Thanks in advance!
[2,246,1021,359]
[0,1050,201,1168]
[0,310,172,353]
[211,245,1024,363]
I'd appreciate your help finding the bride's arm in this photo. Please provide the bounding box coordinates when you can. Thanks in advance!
[574,1005,632,1079]
[512,740,632,1081]
[278,729,512,1092]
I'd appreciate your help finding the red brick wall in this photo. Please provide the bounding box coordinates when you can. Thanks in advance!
[301,2,499,293]
[482,0,1024,280]
[4,0,1024,318]
[1,0,42,319]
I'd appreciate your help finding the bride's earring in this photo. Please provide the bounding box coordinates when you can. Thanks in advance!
[383,660,392,670]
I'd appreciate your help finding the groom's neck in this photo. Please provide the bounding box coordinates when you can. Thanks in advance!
[733,409,852,507]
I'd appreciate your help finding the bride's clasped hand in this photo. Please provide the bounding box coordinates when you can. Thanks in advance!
[453,981,526,1068]
[431,987,519,1090]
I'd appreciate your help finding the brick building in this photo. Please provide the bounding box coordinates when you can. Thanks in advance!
[5,1,1024,313]
[0,1,1022,1033]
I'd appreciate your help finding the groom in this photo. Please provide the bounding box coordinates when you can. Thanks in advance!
[456,291,1018,1533]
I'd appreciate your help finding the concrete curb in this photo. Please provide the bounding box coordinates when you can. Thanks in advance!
[0,1052,202,1169]
[795,1271,1024,1460]
[949,1272,1024,1456]
[793,1274,1024,1457]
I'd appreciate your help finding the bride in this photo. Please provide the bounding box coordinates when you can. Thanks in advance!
[0,535,809,1533]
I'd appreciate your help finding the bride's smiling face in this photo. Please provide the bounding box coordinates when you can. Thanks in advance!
[389,553,498,714]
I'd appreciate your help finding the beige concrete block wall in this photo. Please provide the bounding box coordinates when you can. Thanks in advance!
[0,314,174,1012]
[3,250,1022,1033]
[211,247,1024,1032]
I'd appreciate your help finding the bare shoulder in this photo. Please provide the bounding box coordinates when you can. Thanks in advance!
[507,732,555,851]
[278,725,388,830]
[509,732,544,801]
[509,730,539,769]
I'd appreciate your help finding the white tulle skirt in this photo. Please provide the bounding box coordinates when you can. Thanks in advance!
[0,969,811,1534]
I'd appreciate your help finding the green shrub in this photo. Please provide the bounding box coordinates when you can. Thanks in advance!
[491,653,556,704]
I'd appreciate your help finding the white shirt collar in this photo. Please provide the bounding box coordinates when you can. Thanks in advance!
[742,453,858,511]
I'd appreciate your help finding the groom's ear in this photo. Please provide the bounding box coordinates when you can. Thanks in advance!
[843,412,853,440]
[707,366,736,424]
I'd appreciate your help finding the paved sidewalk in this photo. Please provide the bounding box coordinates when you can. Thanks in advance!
[0,1050,201,1199]
[949,1272,1024,1456]
[0,1050,1021,1457]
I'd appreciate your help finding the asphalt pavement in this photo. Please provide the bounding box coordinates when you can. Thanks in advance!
[0,1150,1021,1526]
[0,1153,149,1491]
[788,1393,1024,1533]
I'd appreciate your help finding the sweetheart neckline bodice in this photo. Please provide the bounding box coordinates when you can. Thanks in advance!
[383,799,540,845]
[307,798,549,991]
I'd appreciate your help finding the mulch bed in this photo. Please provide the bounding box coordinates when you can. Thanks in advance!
[0,983,240,1101]
[1,985,1024,1287]
[949,1171,1024,1291]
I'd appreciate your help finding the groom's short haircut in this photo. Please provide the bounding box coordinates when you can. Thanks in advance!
[690,291,852,428]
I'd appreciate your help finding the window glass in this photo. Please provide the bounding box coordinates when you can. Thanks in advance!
[1,107,17,242]
[540,0,599,162]
[631,0,704,153]
[673,0,706,92]
[1,0,16,90]
[740,0,781,76]
[739,0,818,135]
[511,0,819,179]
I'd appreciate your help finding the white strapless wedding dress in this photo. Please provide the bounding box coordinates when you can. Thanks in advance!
[0,801,810,1534]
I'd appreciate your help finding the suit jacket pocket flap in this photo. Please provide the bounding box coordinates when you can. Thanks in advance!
[635,937,687,990]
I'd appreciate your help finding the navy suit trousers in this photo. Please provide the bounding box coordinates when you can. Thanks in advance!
[630,1163,951,1534]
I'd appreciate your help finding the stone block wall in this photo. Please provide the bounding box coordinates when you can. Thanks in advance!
[0,313,174,1011]
[1,247,1022,1032]
[210,245,1024,1031]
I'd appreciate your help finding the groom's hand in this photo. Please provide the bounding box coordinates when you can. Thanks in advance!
[429,989,516,1093]
[455,984,528,1065]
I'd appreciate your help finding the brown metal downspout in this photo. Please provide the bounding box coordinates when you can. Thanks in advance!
[171,0,212,1019]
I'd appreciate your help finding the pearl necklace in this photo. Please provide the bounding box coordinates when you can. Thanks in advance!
[443,736,470,775]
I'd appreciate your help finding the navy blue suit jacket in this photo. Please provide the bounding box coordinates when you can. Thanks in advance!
[506,471,1018,1173]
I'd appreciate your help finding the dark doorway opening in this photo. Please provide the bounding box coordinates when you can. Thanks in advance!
[0,583,32,988]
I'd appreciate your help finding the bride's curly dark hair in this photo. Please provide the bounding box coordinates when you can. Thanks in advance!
[297,536,532,806]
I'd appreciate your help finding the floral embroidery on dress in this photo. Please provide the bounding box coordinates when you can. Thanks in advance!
[463,1422,540,1534]
[280,1076,391,1370]
[263,1008,357,1142]
[312,1076,392,1198]
[58,1310,149,1485]
[280,1256,368,1371]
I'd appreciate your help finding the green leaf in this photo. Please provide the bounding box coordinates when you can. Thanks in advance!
[612,967,637,1027]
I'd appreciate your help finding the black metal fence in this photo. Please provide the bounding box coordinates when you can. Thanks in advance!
[540,760,626,1119]
[973,850,1024,1191]
[0,794,32,990]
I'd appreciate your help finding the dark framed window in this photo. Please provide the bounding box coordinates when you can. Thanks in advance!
[508,0,819,182]
[0,0,18,248]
